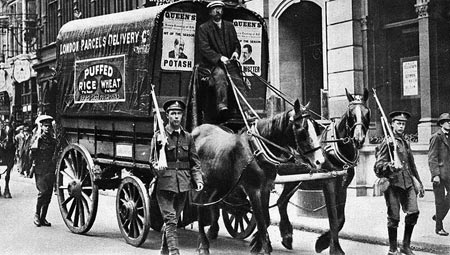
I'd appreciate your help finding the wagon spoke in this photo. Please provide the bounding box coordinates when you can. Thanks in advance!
[62,195,74,207]
[124,218,131,231]
[124,186,131,201]
[61,159,75,179]
[239,216,245,231]
[78,199,86,226]
[81,186,93,190]
[69,150,78,178]
[73,199,80,227]
[81,192,92,214]
[229,214,235,223]
[67,198,76,220]
[243,214,250,224]
[233,216,239,231]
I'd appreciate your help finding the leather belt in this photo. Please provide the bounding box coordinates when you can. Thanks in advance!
[167,161,190,169]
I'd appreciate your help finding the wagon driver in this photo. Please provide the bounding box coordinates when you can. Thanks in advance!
[151,99,204,255]
[374,111,425,255]
[198,1,249,121]
[31,115,57,227]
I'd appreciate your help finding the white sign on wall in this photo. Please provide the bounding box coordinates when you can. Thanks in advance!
[401,57,419,97]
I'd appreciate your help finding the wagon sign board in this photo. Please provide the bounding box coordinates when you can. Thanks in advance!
[74,55,126,103]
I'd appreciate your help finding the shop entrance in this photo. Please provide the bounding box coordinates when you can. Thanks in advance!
[278,1,323,116]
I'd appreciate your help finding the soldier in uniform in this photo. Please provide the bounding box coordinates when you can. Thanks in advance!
[31,115,57,227]
[374,111,425,255]
[151,99,204,255]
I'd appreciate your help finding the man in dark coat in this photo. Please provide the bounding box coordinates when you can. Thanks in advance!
[374,111,425,255]
[31,115,57,227]
[151,99,204,255]
[198,0,241,120]
[428,112,450,236]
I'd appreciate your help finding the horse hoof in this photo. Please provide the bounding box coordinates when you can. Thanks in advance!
[251,252,270,255]
[281,235,292,250]
[315,233,330,253]
[3,193,11,199]
[197,248,210,255]
[207,228,218,240]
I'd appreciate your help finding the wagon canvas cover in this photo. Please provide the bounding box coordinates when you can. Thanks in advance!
[56,6,165,117]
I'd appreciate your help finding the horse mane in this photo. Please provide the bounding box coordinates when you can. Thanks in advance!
[256,111,291,142]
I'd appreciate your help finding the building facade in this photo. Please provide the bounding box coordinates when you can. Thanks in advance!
[0,0,39,123]
[246,0,449,196]
[1,0,447,195]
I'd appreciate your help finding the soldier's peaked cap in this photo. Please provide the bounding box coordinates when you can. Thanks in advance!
[35,114,54,125]
[438,113,450,124]
[389,111,411,122]
[207,1,225,8]
[163,99,186,113]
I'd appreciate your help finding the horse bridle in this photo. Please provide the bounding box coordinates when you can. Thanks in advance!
[293,112,322,156]
[345,101,370,138]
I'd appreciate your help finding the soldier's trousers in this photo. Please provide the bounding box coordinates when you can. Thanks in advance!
[156,190,188,254]
[35,173,56,218]
[433,179,450,230]
[384,185,419,228]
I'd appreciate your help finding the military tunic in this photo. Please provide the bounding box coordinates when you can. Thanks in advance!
[374,134,422,227]
[31,133,57,208]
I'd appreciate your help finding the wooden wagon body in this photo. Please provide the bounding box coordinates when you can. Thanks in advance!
[54,0,268,246]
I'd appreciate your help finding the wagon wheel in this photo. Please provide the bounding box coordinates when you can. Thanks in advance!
[116,175,151,247]
[56,143,98,234]
[222,205,256,239]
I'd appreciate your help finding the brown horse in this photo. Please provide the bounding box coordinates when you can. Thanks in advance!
[191,99,324,255]
[276,89,370,255]
[0,121,16,198]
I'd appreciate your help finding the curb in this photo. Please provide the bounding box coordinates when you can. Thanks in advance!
[271,220,450,255]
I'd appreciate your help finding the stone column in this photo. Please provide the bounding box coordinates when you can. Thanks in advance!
[415,0,436,144]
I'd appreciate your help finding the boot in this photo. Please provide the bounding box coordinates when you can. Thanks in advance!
[33,213,41,227]
[160,226,169,255]
[3,185,11,198]
[40,204,51,227]
[399,225,415,255]
[165,224,180,255]
[387,227,398,255]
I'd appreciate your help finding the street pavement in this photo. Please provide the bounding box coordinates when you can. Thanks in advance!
[269,185,450,255]
[0,168,448,254]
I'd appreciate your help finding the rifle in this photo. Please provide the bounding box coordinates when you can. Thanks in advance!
[372,88,402,169]
[150,85,168,168]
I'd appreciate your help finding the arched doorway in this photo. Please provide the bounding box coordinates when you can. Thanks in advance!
[278,1,323,116]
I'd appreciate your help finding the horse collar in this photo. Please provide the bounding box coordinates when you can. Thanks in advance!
[322,121,359,167]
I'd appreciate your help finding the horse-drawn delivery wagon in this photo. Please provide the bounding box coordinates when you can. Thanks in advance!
[54,0,268,247]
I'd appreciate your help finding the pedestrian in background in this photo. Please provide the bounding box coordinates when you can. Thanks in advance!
[428,112,450,236]
[14,125,25,175]
[374,111,425,255]
[150,100,204,255]
[31,115,57,227]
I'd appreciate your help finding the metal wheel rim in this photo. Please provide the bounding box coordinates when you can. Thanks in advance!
[116,175,150,247]
[56,144,98,234]
[222,206,256,239]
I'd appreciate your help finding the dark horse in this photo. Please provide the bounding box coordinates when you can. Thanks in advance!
[276,89,370,255]
[0,121,16,198]
[191,99,324,255]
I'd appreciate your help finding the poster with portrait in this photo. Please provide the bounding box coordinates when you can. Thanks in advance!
[233,19,262,76]
[160,11,196,71]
